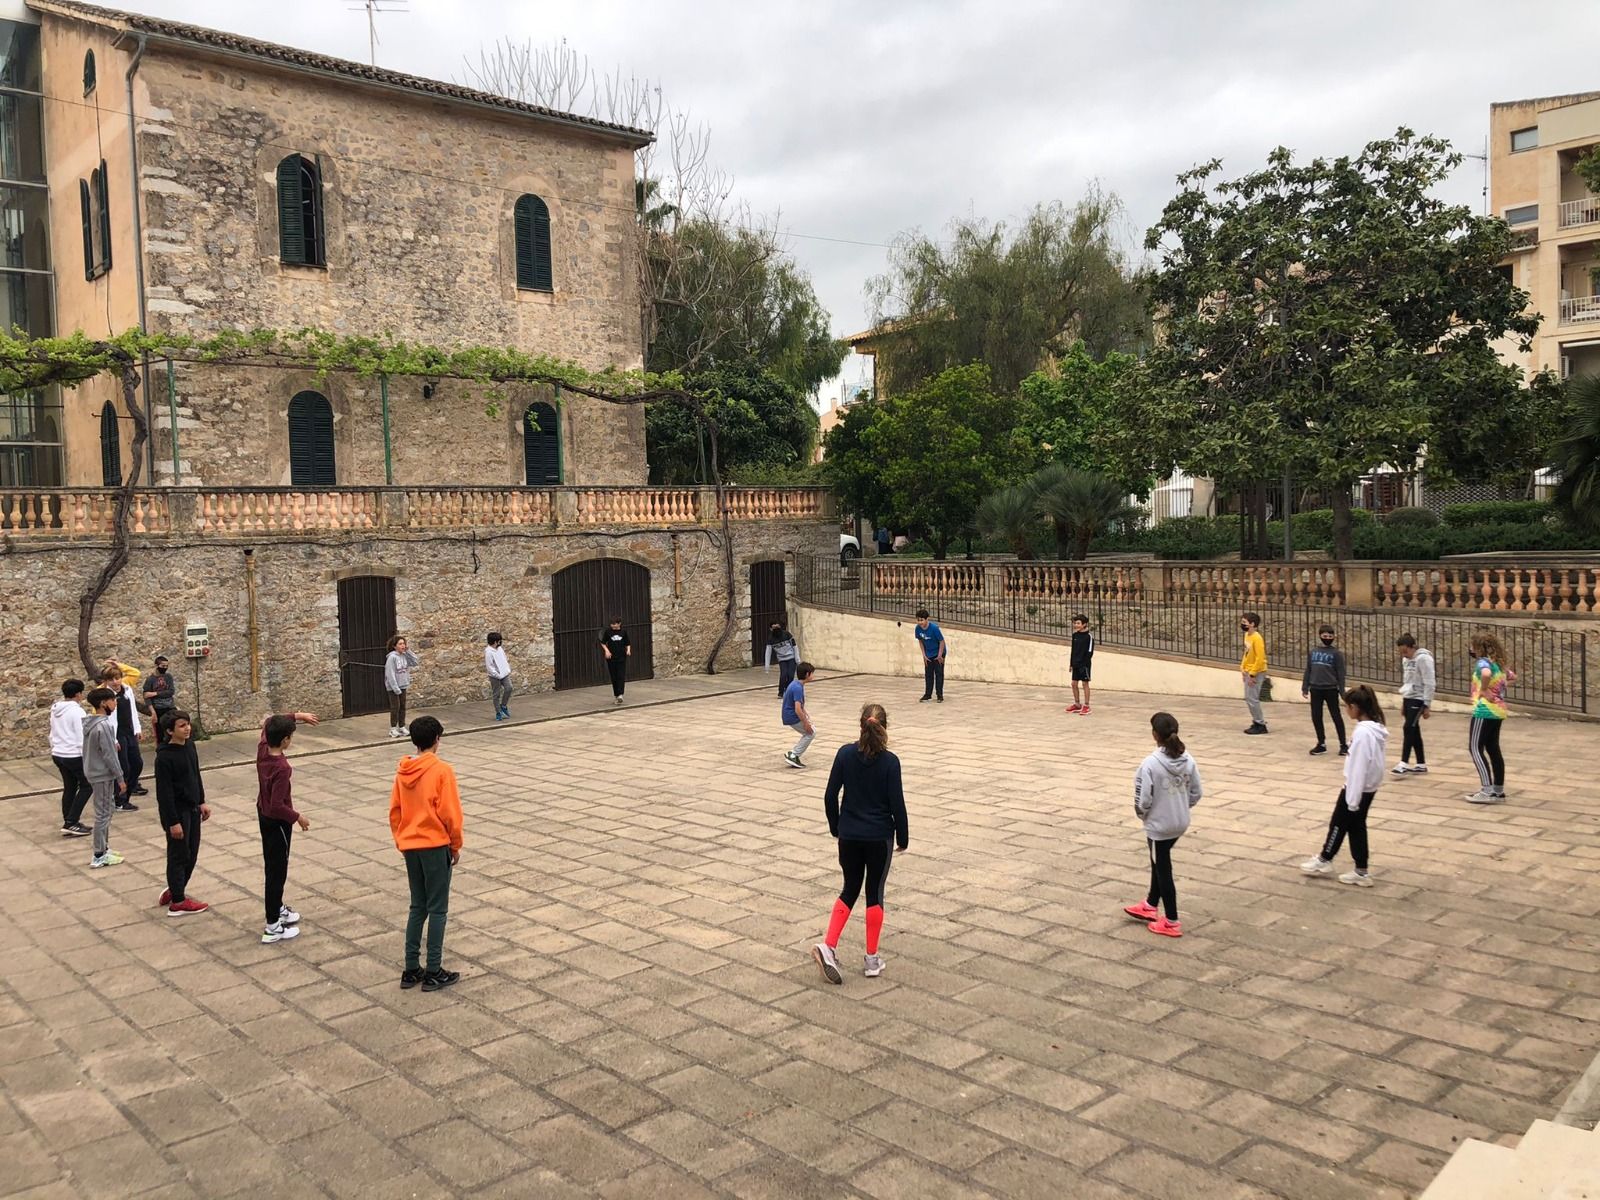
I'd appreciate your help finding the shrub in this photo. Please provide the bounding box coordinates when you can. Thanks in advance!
[1351,524,1443,560]
[1134,516,1239,560]
[1439,500,1550,528]
[1352,520,1599,560]
[1383,506,1441,529]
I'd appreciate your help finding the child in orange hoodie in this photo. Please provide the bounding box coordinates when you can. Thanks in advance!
[389,715,463,992]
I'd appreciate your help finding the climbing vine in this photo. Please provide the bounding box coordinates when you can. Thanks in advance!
[0,328,749,678]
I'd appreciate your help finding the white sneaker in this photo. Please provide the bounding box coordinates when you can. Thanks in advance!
[1339,871,1374,887]
[279,905,300,925]
[398,725,409,736]
[1300,857,1333,876]
[863,954,884,978]
[1390,763,1411,775]
[1466,790,1505,805]
[1410,764,1428,775]
[811,943,842,985]
[388,727,402,739]
[261,923,300,944]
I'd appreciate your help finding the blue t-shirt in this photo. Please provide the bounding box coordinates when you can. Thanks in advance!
[781,679,805,725]
[914,621,945,660]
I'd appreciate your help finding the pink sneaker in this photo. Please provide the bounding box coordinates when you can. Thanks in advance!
[1147,918,1183,938]
[1065,704,1082,714]
[1123,902,1160,920]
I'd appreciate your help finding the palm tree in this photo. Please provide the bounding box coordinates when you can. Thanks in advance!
[976,485,1039,559]
[1033,468,1140,560]
[1555,373,1600,531]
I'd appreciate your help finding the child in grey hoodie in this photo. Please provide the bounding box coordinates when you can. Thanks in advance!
[1124,712,1202,938]
[81,686,127,868]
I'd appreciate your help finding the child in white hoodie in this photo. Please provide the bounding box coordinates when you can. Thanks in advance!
[1302,684,1388,887]
[1124,712,1203,938]
[49,679,92,837]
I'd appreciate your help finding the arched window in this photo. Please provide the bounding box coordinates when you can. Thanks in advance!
[523,401,560,484]
[513,194,552,292]
[80,159,111,279]
[99,401,120,486]
[287,391,335,486]
[82,49,95,96]
[276,154,325,267]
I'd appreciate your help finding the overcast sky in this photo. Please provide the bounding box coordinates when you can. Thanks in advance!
[93,1,1600,397]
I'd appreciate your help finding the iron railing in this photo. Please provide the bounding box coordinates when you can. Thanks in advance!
[799,556,1589,713]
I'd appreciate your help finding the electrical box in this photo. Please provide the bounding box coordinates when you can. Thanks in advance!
[184,622,211,658]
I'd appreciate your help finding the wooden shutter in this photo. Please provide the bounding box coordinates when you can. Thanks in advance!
[530,195,552,291]
[307,155,326,266]
[515,194,552,291]
[288,391,336,486]
[277,155,306,264]
[95,160,111,273]
[99,402,120,486]
[514,196,536,289]
[79,178,93,279]
[523,402,560,484]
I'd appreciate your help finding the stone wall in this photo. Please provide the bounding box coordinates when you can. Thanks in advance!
[1,519,832,760]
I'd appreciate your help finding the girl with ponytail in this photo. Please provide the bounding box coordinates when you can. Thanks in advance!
[1124,712,1203,938]
[811,703,909,985]
[1301,684,1389,886]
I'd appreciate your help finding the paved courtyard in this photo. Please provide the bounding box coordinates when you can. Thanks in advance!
[1,673,1597,1199]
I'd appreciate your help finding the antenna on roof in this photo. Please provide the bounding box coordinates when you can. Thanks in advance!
[347,0,409,67]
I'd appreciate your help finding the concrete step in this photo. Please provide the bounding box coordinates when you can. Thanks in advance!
[1421,1122,1600,1200]
[1419,1139,1523,1200]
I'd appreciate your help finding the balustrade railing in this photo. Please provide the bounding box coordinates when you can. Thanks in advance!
[1373,563,1600,614]
[1167,562,1345,605]
[0,485,833,539]
[1559,194,1600,228]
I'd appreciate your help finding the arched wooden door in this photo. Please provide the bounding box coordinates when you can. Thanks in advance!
[552,559,653,690]
[749,560,787,665]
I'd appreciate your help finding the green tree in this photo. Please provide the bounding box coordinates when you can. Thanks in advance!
[1016,343,1152,492]
[1424,345,1565,492]
[865,193,1145,395]
[1138,129,1540,560]
[646,363,818,484]
[1030,465,1140,559]
[976,485,1040,558]
[1555,373,1600,530]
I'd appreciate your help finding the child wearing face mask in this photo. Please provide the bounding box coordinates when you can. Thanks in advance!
[1239,613,1268,734]
[1301,624,1348,756]
[143,655,177,745]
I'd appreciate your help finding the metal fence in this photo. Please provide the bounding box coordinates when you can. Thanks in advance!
[798,556,1589,713]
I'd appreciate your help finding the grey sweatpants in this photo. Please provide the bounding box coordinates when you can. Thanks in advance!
[1244,675,1266,725]
[490,675,512,712]
[786,722,815,760]
[90,779,117,856]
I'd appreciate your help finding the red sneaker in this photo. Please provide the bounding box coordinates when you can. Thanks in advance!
[157,888,170,908]
[1123,902,1160,920]
[167,899,210,917]
[1147,918,1183,938]
[1065,704,1082,714]
[1079,706,1092,716]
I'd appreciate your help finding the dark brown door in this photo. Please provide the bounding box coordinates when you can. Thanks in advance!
[552,559,654,690]
[337,576,395,716]
[749,560,787,665]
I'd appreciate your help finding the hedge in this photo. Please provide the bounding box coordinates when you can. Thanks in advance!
[1439,500,1551,528]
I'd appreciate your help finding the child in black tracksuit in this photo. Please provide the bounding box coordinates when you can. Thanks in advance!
[599,618,631,704]
[1301,624,1348,756]
[1067,614,1094,715]
[154,711,210,916]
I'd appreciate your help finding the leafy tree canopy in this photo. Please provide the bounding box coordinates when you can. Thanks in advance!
[1016,343,1152,493]
[865,192,1145,396]
[1134,128,1540,558]
[646,362,818,484]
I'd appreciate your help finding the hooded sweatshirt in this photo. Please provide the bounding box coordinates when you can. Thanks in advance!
[1133,748,1203,841]
[256,731,299,823]
[824,745,909,848]
[1343,719,1389,803]
[82,713,121,783]
[1400,648,1436,706]
[1301,643,1347,692]
[154,739,205,827]
[49,699,86,758]
[484,644,510,680]
[384,649,419,694]
[389,751,464,852]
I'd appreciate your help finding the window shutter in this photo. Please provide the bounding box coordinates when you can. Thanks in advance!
[79,178,93,280]
[523,402,560,484]
[288,392,336,486]
[96,160,111,273]
[530,196,552,291]
[99,402,120,486]
[308,155,326,267]
[514,196,536,289]
[277,155,306,264]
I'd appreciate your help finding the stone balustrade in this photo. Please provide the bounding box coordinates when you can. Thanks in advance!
[1372,562,1600,614]
[0,485,834,541]
[1167,562,1345,606]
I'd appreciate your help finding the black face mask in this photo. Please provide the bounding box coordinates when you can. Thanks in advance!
[156,665,168,674]
[1239,624,1250,631]
[1320,637,1334,645]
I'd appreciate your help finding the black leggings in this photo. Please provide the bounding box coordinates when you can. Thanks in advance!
[1468,717,1504,789]
[261,815,294,925]
[1321,788,1374,870]
[607,655,627,698]
[1401,699,1427,765]
[838,838,893,908]
[1147,837,1179,921]
[1309,687,1346,748]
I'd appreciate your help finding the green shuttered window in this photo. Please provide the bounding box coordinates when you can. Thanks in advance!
[287,391,335,486]
[277,154,325,267]
[514,194,552,291]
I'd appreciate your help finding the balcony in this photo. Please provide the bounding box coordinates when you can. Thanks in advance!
[1559,295,1600,324]
[1559,194,1600,229]
[0,485,836,539]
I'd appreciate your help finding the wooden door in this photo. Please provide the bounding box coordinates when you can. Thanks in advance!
[552,559,653,690]
[337,576,395,716]
[749,560,787,665]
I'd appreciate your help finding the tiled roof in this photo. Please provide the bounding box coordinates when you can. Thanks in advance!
[28,0,654,147]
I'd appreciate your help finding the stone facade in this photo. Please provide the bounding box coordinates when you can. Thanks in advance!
[2,518,833,760]
[34,1,650,488]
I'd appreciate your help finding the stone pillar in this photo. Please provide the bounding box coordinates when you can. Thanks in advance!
[696,487,719,525]
[166,490,198,536]
[553,489,579,528]
[1141,563,1167,601]
[378,489,408,531]
[1343,561,1373,609]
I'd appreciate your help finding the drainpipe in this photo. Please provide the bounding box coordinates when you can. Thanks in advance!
[166,357,179,484]
[554,382,565,483]
[121,34,153,479]
[380,374,393,484]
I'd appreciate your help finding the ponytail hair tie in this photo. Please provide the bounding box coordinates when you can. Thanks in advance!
[863,715,879,724]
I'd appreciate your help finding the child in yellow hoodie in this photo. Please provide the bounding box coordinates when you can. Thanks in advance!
[1239,612,1269,735]
[389,715,463,992]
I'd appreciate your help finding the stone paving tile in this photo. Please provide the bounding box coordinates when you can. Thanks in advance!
[0,674,1596,1198]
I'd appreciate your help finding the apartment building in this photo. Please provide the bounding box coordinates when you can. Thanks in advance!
[1492,91,1600,381]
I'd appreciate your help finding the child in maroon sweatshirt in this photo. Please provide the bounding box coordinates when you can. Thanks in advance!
[257,711,318,944]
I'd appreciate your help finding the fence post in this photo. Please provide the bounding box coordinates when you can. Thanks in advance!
[1583,631,1589,715]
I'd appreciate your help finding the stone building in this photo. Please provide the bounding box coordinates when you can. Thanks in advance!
[17,0,653,488]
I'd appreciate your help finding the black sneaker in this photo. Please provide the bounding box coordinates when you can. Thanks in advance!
[1244,724,1268,736]
[421,968,460,993]
[400,968,424,990]
[129,786,149,796]
[115,800,140,812]
[1309,744,1327,755]
[61,823,91,837]
[1338,746,1349,757]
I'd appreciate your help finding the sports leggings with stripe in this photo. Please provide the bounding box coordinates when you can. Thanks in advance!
[1468,717,1505,790]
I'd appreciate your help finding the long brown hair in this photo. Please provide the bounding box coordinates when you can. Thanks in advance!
[1469,630,1507,666]
[1343,683,1386,725]
[857,703,889,759]
[1151,712,1185,757]
[386,633,405,653]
